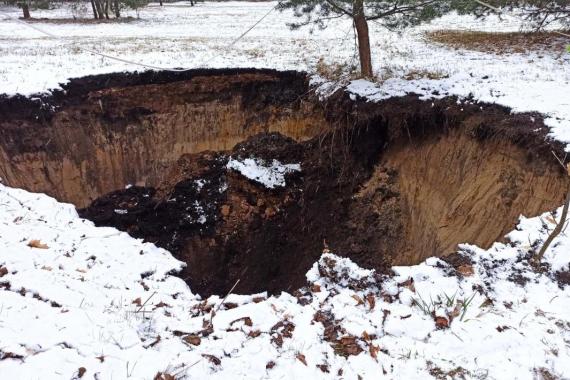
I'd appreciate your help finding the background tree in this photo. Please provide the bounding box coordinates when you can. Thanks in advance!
[7,0,51,19]
[278,0,453,77]
[89,0,149,19]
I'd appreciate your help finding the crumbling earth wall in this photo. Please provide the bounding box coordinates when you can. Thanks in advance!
[1,70,568,296]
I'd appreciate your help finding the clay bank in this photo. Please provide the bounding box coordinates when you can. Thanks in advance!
[1,68,567,296]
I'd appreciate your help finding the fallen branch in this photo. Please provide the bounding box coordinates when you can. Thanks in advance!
[533,154,570,266]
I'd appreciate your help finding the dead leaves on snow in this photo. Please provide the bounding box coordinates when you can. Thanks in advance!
[270,319,295,348]
[183,335,201,346]
[295,353,307,366]
[27,239,48,249]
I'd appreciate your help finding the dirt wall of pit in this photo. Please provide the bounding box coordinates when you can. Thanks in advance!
[1,70,569,295]
[0,69,325,207]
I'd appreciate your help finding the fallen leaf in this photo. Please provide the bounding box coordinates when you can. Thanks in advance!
[0,266,8,277]
[248,330,261,338]
[27,240,48,249]
[202,354,221,365]
[154,373,175,380]
[369,345,380,361]
[77,367,86,378]
[351,294,364,306]
[366,293,376,310]
[546,215,557,225]
[400,277,416,292]
[183,335,201,346]
[310,283,321,293]
[132,297,142,306]
[266,361,276,369]
[296,353,307,366]
[148,335,161,348]
[153,301,170,310]
[230,316,253,327]
[40,266,52,271]
[457,265,474,276]
[435,316,449,329]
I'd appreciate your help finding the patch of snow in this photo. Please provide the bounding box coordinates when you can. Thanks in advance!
[194,179,206,191]
[1,184,570,378]
[226,157,301,189]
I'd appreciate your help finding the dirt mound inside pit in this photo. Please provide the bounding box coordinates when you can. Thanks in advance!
[79,94,569,296]
[2,69,568,296]
[0,68,324,207]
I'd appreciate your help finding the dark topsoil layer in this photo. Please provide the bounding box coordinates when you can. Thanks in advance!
[76,73,569,296]
[0,68,306,126]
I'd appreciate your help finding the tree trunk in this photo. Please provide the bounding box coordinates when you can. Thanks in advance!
[104,0,110,19]
[22,3,31,19]
[352,0,373,78]
[91,0,98,19]
[114,0,120,18]
[94,0,105,20]
[159,0,163,6]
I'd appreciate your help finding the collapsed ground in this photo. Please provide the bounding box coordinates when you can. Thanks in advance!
[2,69,566,297]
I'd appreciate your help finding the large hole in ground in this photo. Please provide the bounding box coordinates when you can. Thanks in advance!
[1,68,568,296]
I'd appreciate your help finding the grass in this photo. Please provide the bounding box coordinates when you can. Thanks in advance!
[412,291,477,322]
[426,30,570,55]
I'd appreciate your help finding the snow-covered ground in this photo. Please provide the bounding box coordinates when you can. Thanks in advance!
[1,182,569,379]
[0,1,569,147]
[1,3,570,378]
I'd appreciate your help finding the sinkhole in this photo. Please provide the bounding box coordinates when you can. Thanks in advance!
[1,68,568,296]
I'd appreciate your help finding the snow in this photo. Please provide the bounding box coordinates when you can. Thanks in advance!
[1,183,570,379]
[1,2,570,378]
[226,157,301,189]
[0,2,569,147]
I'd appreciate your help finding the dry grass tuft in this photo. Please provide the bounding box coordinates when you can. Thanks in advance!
[426,30,570,55]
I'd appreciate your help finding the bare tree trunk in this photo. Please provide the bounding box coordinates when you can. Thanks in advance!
[94,0,105,20]
[113,0,120,18]
[104,0,110,19]
[91,0,98,19]
[159,0,163,6]
[353,0,373,78]
[22,3,31,19]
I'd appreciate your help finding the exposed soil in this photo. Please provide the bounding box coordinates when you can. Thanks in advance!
[0,68,324,207]
[2,69,569,296]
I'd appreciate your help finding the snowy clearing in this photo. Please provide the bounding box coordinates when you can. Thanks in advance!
[0,183,569,379]
[0,1,569,148]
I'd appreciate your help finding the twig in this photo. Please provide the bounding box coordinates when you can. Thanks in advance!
[136,291,157,313]
[533,154,570,265]
[209,279,241,325]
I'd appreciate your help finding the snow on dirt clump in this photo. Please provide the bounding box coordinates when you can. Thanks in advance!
[1,183,570,379]
[226,157,301,189]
